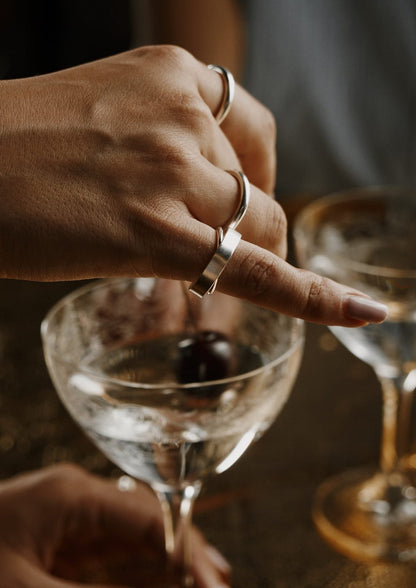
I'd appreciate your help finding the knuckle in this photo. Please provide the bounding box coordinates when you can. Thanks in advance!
[264,201,287,254]
[158,136,192,168]
[138,44,193,71]
[259,106,277,146]
[137,131,196,179]
[158,44,194,67]
[156,138,197,181]
[242,250,278,298]
[301,272,326,317]
[40,463,87,495]
[169,92,212,133]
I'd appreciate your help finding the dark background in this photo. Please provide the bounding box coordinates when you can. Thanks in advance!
[1,3,416,585]
[0,0,131,79]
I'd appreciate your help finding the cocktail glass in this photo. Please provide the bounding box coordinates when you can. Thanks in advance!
[41,277,304,585]
[295,187,416,562]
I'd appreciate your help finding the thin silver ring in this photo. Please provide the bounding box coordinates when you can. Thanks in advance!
[226,170,251,231]
[189,227,241,298]
[188,169,250,298]
[208,64,235,124]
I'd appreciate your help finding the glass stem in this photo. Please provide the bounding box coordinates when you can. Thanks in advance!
[156,482,202,587]
[379,371,416,476]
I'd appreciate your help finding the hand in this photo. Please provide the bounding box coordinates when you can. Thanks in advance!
[0,45,386,326]
[0,464,231,587]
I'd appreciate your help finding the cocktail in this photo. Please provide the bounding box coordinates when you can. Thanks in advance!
[295,187,416,562]
[41,277,304,585]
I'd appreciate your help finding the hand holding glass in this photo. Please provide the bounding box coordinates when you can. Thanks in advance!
[41,278,303,586]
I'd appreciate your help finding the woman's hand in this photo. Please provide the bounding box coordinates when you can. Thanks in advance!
[0,45,386,326]
[0,464,231,587]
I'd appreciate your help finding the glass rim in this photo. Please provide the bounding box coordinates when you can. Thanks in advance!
[41,277,305,391]
[294,185,416,279]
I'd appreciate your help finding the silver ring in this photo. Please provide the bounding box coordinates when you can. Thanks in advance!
[189,227,241,298]
[206,227,224,295]
[208,64,235,124]
[188,169,250,298]
[226,170,251,231]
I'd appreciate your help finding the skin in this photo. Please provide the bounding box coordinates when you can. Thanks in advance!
[0,464,231,588]
[0,39,387,587]
[0,44,383,327]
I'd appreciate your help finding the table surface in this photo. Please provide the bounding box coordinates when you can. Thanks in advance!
[1,278,416,587]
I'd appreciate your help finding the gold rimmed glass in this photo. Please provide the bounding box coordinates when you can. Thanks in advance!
[295,186,416,563]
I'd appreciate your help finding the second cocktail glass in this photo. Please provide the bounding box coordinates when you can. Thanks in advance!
[295,187,416,562]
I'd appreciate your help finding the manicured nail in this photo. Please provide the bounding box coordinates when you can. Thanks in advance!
[345,295,388,323]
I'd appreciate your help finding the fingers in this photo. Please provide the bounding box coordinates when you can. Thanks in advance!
[0,463,165,554]
[196,60,276,194]
[191,539,232,588]
[0,465,231,587]
[185,164,287,258]
[148,218,388,327]
[51,465,167,551]
[0,550,118,588]
[72,471,231,587]
[216,241,388,327]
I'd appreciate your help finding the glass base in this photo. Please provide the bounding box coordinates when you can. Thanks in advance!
[312,467,416,563]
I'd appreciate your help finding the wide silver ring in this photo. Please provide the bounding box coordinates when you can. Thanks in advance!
[189,227,241,298]
[206,227,224,295]
[208,64,235,124]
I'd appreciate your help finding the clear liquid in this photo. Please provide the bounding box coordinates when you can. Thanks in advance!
[63,335,298,491]
[331,321,416,378]
[307,251,416,378]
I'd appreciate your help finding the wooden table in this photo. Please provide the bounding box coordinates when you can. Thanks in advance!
[1,278,416,587]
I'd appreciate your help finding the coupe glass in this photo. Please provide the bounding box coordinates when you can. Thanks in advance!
[295,187,416,562]
[41,277,304,586]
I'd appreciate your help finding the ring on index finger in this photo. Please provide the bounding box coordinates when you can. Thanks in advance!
[189,170,250,298]
[208,64,235,124]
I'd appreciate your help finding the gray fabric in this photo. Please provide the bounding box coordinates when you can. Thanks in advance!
[240,0,416,195]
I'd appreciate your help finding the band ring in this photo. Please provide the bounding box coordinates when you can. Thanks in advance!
[225,170,251,231]
[208,64,235,124]
[189,170,250,298]
[206,227,224,295]
[189,227,241,298]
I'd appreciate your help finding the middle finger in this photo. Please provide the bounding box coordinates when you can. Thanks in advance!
[185,162,288,259]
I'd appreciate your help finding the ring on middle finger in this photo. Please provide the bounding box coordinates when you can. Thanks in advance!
[188,170,250,298]
[225,169,251,231]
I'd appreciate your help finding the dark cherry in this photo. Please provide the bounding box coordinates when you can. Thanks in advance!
[176,331,237,387]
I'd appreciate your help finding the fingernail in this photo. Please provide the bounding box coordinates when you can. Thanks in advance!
[345,295,388,323]
[204,544,231,576]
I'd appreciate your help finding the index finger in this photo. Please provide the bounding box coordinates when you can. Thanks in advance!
[216,240,388,327]
[197,62,276,194]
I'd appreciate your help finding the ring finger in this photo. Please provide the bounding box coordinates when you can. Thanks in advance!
[185,162,288,259]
